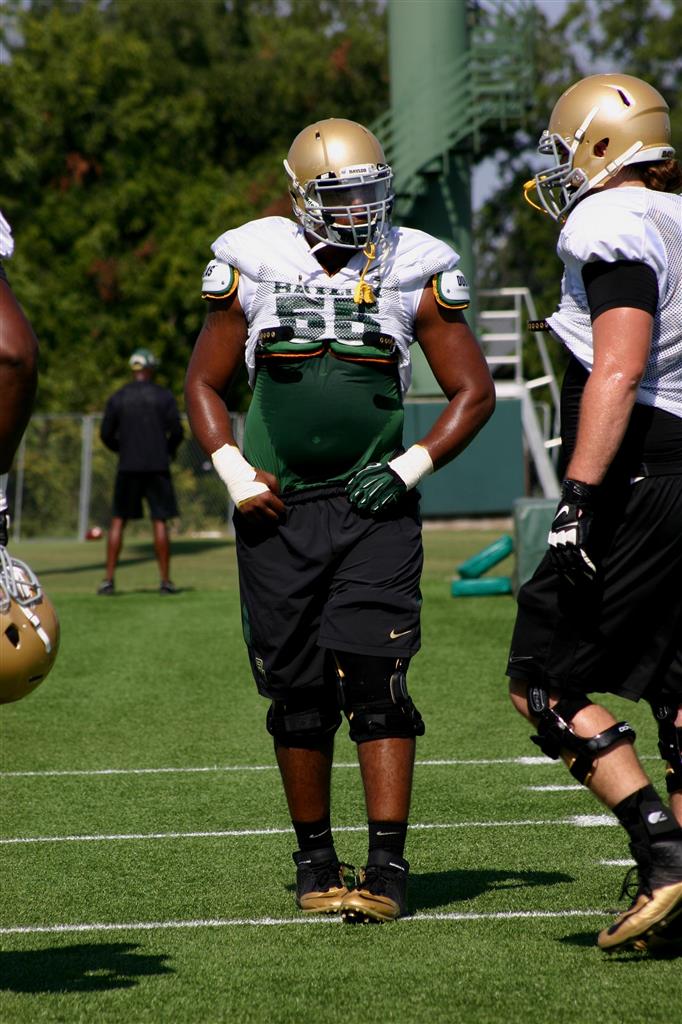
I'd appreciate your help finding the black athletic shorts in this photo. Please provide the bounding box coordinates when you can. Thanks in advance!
[508,474,682,703]
[234,489,423,699]
[112,470,179,521]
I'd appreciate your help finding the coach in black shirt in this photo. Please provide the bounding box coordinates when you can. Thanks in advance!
[98,348,184,595]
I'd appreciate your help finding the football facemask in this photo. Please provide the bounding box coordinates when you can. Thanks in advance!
[288,164,394,249]
[0,547,60,704]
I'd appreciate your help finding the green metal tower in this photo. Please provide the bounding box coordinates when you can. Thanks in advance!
[373,0,535,394]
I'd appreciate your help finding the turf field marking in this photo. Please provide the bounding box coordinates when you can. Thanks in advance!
[0,909,606,936]
[0,816,618,845]
[0,756,562,779]
[525,785,583,792]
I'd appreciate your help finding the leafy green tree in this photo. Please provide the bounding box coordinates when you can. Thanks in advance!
[0,0,388,411]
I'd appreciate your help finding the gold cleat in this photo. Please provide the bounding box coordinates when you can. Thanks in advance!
[293,848,352,915]
[340,851,408,924]
[598,881,682,951]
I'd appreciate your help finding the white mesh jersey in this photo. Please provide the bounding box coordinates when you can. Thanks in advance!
[547,187,682,419]
[208,216,461,394]
[0,210,14,259]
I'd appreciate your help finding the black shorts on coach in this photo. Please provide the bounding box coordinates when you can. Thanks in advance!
[234,490,423,699]
[112,470,179,521]
[508,474,682,703]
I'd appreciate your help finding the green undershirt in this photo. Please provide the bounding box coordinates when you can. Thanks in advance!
[243,348,404,493]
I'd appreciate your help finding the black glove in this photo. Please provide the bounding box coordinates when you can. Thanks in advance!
[346,462,407,513]
[548,478,597,585]
[0,507,8,548]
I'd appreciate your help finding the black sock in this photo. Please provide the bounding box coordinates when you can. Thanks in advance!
[614,784,682,856]
[368,820,407,858]
[292,816,333,853]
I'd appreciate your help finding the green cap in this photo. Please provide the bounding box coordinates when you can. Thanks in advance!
[129,348,159,370]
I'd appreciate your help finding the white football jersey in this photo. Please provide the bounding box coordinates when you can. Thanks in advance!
[548,187,682,419]
[0,210,14,259]
[204,217,462,394]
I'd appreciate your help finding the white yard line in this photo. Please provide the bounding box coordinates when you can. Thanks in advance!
[0,908,606,936]
[0,757,564,779]
[0,754,659,780]
[525,785,583,792]
[0,816,618,846]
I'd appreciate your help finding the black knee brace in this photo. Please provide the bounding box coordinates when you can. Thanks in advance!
[332,651,425,744]
[266,689,342,749]
[651,701,682,796]
[527,686,637,785]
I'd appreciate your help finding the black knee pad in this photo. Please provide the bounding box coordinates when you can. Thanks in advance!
[528,686,636,785]
[332,651,425,744]
[266,688,341,749]
[651,701,682,796]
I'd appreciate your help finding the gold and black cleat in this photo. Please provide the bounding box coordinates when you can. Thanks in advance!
[598,840,682,952]
[341,850,409,924]
[293,848,352,914]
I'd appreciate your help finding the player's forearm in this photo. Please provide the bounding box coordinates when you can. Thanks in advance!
[0,365,37,473]
[185,379,238,457]
[418,384,496,470]
[567,367,640,485]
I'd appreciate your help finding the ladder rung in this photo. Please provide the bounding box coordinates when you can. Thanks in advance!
[544,438,562,449]
[485,356,520,365]
[479,310,518,320]
[481,333,520,343]
[526,375,553,389]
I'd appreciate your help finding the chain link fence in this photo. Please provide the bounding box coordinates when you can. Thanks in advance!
[6,413,245,540]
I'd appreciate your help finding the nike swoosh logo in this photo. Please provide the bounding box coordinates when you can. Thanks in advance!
[389,628,414,639]
[376,831,399,836]
[509,655,533,663]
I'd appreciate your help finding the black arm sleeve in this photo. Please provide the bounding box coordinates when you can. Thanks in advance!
[581,259,658,323]
[0,262,7,283]
[99,395,120,452]
[165,394,184,457]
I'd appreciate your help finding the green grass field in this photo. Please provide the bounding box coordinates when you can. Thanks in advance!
[0,531,679,1023]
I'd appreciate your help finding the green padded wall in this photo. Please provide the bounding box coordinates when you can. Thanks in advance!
[403,398,524,516]
[512,496,555,591]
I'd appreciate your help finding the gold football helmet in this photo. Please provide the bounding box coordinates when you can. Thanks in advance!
[525,74,674,221]
[0,546,60,704]
[284,118,394,249]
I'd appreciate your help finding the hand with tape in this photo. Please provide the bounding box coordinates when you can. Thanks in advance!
[211,444,284,524]
[548,478,597,585]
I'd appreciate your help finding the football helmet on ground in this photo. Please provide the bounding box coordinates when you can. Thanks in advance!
[525,74,674,221]
[0,546,60,704]
[284,118,394,250]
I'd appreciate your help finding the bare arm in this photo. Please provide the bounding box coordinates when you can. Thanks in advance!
[567,306,653,484]
[184,293,284,522]
[414,286,496,467]
[0,277,38,474]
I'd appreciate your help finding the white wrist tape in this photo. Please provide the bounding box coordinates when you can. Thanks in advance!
[388,444,434,490]
[211,444,269,507]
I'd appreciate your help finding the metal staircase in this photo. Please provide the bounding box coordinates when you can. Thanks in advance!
[372,16,535,217]
[478,288,561,498]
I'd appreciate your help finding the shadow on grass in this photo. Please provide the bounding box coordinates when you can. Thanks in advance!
[35,538,231,578]
[0,942,173,993]
[558,928,682,960]
[410,868,575,910]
